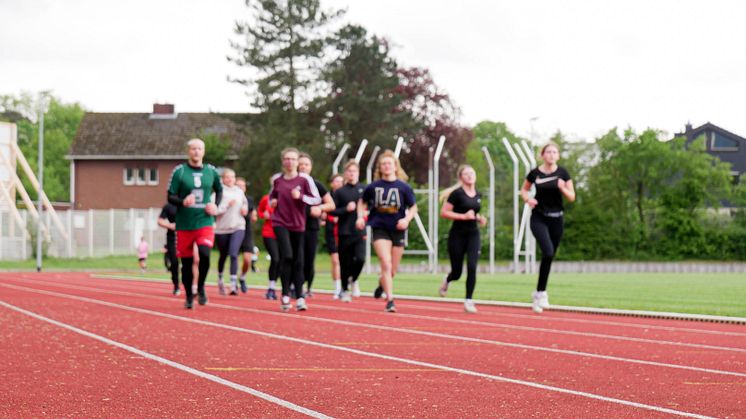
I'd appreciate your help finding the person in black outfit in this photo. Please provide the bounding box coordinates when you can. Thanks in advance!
[438,165,487,313]
[157,202,180,295]
[298,152,335,297]
[236,177,258,293]
[521,142,575,313]
[328,160,367,302]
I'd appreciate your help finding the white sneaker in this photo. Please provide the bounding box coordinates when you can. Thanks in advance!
[538,291,550,309]
[281,296,292,312]
[332,291,340,300]
[439,275,449,297]
[352,282,361,297]
[464,300,477,313]
[341,291,352,303]
[531,291,543,313]
[296,297,308,311]
[217,279,226,296]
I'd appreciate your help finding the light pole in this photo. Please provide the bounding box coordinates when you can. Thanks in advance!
[529,116,539,144]
[36,93,49,272]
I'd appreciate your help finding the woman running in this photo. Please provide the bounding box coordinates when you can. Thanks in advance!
[520,142,575,313]
[324,173,344,298]
[357,150,417,312]
[270,147,321,311]
[214,168,249,296]
[438,165,487,313]
[257,184,279,300]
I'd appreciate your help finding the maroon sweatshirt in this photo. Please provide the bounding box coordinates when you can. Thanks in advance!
[269,172,321,232]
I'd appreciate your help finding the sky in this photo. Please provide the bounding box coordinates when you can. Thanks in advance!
[2,0,745,143]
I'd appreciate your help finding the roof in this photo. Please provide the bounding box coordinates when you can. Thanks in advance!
[68,112,252,160]
[675,122,746,144]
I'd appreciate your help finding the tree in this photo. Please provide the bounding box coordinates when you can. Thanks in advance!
[0,93,85,203]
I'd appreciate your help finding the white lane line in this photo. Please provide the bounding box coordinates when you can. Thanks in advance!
[0,301,332,419]
[5,279,746,379]
[0,285,727,418]
[84,274,746,337]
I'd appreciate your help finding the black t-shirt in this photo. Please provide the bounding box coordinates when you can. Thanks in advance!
[305,179,329,231]
[447,187,481,232]
[330,182,366,236]
[159,203,177,242]
[526,166,572,214]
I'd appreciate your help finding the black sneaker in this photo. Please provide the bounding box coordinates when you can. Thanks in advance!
[239,280,248,293]
[184,297,193,309]
[198,292,208,306]
[373,285,384,299]
[385,300,396,313]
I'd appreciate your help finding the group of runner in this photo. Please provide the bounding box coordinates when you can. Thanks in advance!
[162,138,574,314]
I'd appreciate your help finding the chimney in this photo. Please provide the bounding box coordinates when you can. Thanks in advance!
[149,103,177,119]
[685,121,692,133]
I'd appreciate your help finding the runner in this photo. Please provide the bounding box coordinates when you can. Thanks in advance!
[438,165,487,313]
[157,202,179,295]
[269,147,321,311]
[257,187,279,300]
[324,173,344,298]
[520,142,575,313]
[136,237,149,273]
[357,150,417,312]
[297,152,335,297]
[236,176,258,293]
[214,168,249,296]
[167,138,222,309]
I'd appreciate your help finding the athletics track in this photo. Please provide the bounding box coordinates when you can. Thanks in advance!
[1,272,744,418]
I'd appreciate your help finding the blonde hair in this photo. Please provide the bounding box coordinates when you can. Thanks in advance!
[374,150,408,181]
[540,142,560,155]
[343,159,359,171]
[186,138,204,149]
[280,147,300,159]
[221,168,235,178]
[439,164,474,202]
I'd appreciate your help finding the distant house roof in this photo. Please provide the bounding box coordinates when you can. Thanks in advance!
[68,111,252,160]
[675,121,746,145]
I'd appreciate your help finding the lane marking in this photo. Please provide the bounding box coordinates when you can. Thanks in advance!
[81,274,746,338]
[0,300,332,419]
[4,280,745,380]
[205,367,440,372]
[0,285,722,418]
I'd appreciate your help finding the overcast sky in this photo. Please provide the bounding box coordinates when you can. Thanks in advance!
[2,0,744,142]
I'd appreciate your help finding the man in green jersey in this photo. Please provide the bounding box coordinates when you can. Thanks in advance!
[167,138,223,309]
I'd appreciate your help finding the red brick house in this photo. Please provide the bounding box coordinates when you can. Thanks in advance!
[67,104,250,209]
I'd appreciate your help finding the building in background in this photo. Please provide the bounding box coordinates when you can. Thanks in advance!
[676,122,746,186]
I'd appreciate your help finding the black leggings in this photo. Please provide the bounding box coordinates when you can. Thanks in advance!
[181,244,211,300]
[263,237,280,283]
[273,226,305,299]
[216,230,245,276]
[166,239,179,290]
[530,213,564,292]
[303,229,320,291]
[446,228,480,299]
[338,234,365,292]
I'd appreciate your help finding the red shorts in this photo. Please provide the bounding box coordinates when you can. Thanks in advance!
[176,226,215,258]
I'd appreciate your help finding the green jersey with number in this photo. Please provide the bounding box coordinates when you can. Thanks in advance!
[167,163,223,230]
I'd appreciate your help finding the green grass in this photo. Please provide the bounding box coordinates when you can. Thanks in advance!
[3,253,744,318]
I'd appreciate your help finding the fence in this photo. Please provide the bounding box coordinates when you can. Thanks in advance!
[0,208,165,260]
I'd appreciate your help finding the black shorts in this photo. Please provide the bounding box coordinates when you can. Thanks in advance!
[138,257,146,262]
[239,227,255,253]
[371,228,405,247]
[325,228,338,254]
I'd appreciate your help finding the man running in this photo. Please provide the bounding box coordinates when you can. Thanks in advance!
[167,138,222,309]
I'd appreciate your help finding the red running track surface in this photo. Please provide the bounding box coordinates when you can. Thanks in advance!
[1,272,744,418]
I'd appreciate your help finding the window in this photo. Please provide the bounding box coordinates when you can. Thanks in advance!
[123,167,159,186]
[732,171,741,186]
[711,132,739,151]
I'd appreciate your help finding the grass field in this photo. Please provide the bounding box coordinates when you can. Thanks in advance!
[3,253,745,317]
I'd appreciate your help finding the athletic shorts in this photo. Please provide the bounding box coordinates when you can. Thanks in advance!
[371,228,405,247]
[325,228,338,254]
[240,227,255,253]
[138,257,146,262]
[176,226,215,258]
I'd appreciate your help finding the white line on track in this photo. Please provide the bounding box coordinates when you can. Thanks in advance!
[5,279,746,379]
[0,284,730,418]
[0,300,331,419]
[87,274,746,338]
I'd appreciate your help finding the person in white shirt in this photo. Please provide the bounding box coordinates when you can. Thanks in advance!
[214,168,249,295]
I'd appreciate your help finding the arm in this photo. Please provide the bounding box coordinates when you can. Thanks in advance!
[157,217,175,231]
[558,179,576,203]
[520,180,538,209]
[319,192,335,213]
[440,201,474,221]
[397,204,418,230]
[355,198,367,230]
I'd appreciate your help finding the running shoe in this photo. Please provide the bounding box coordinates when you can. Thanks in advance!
[538,291,550,309]
[464,300,477,314]
[352,282,361,297]
[531,291,543,313]
[198,291,208,306]
[385,300,397,313]
[373,285,384,299]
[305,290,313,298]
[281,296,292,312]
[265,288,278,300]
[217,279,226,296]
[296,297,308,311]
[229,290,238,296]
[332,291,340,300]
[173,288,181,296]
[340,291,352,303]
[439,275,449,297]
[184,297,193,309]
[239,279,248,294]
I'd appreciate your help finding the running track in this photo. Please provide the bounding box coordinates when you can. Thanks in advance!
[1,273,744,418]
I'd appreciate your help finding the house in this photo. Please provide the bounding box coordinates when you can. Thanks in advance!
[675,122,746,185]
[67,104,250,209]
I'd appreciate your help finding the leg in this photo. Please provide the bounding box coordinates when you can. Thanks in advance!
[373,239,394,301]
[303,230,319,293]
[447,232,467,283]
[215,234,230,276]
[338,236,352,292]
[167,241,179,291]
[530,214,556,292]
[289,231,306,300]
[263,237,280,284]
[350,237,366,284]
[196,244,211,302]
[464,230,480,300]
[273,227,294,298]
[228,230,245,292]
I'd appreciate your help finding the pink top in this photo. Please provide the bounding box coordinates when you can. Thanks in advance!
[137,241,149,258]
